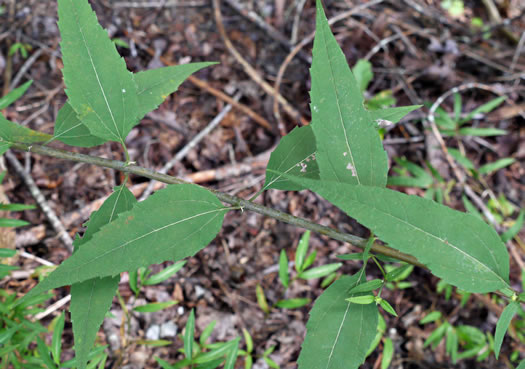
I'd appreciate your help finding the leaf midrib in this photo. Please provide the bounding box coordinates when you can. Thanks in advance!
[66,207,226,274]
[319,21,360,185]
[68,0,122,142]
[356,195,508,286]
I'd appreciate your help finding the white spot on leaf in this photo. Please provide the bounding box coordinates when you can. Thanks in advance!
[346,163,357,177]
[122,89,126,93]
[300,163,308,173]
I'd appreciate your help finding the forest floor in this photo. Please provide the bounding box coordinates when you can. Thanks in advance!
[1,0,524,368]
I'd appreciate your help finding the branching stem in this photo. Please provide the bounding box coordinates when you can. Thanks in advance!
[10,142,425,268]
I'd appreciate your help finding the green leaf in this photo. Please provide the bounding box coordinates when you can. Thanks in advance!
[0,114,52,144]
[419,311,442,324]
[275,298,310,309]
[458,127,507,137]
[184,309,195,360]
[0,80,33,109]
[0,218,30,228]
[385,265,413,282]
[200,320,217,346]
[36,336,58,369]
[193,340,238,366]
[348,279,383,294]
[381,338,393,369]
[424,323,447,348]
[70,185,136,369]
[379,299,397,317]
[392,158,434,185]
[51,312,65,364]
[298,274,378,369]
[0,203,36,211]
[368,105,421,124]
[155,357,175,369]
[366,313,386,356]
[478,158,515,175]
[494,301,519,359]
[255,284,270,314]
[299,263,342,280]
[264,126,319,191]
[501,210,524,243]
[58,0,138,143]
[0,248,16,258]
[143,260,186,286]
[345,295,375,305]
[278,250,289,288]
[276,175,510,293]
[462,195,483,220]
[445,326,458,363]
[133,300,178,313]
[242,328,253,354]
[321,272,338,288]
[53,102,107,147]
[0,142,10,156]
[134,63,215,120]
[337,252,364,260]
[75,185,137,250]
[517,359,525,369]
[460,96,506,124]
[447,148,475,170]
[310,1,387,187]
[136,339,172,347]
[295,230,310,273]
[224,338,240,369]
[351,59,373,92]
[21,184,227,300]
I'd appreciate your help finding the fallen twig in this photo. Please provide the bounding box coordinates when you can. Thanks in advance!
[5,151,74,252]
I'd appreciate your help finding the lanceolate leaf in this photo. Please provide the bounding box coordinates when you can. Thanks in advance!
[0,114,52,144]
[368,105,421,125]
[21,184,227,301]
[310,1,387,187]
[277,174,510,293]
[298,274,378,369]
[0,80,33,109]
[134,62,216,120]
[494,301,519,359]
[70,185,137,369]
[54,102,107,147]
[264,126,319,191]
[58,0,139,143]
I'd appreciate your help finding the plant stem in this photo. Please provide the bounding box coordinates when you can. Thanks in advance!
[12,142,425,268]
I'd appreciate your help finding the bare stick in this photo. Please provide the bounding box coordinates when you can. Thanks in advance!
[112,0,206,8]
[5,151,74,252]
[34,294,71,321]
[11,49,43,90]
[222,0,311,64]
[213,0,307,126]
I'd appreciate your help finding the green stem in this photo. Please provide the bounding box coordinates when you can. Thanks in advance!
[13,142,425,268]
